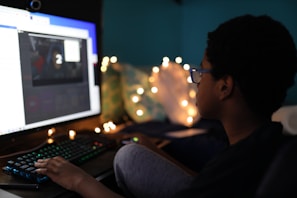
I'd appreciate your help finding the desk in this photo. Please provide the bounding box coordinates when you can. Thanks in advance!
[0,125,120,198]
[0,120,174,198]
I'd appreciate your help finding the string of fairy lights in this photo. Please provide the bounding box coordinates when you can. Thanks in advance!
[100,55,198,128]
[46,56,197,141]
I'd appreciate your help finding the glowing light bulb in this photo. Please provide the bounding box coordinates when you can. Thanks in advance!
[108,121,117,130]
[152,66,160,73]
[187,76,193,83]
[136,87,144,95]
[47,138,54,144]
[103,121,116,133]
[104,127,111,133]
[183,64,190,70]
[187,116,193,123]
[131,95,140,103]
[110,56,117,63]
[181,100,188,107]
[102,56,109,65]
[151,86,158,93]
[47,128,55,136]
[94,127,101,133]
[189,89,196,98]
[162,56,170,67]
[162,56,170,62]
[101,65,108,72]
[69,130,76,140]
[136,109,144,116]
[175,56,182,64]
[162,61,169,67]
[188,108,197,116]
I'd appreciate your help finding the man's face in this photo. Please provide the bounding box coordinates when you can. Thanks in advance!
[195,53,221,119]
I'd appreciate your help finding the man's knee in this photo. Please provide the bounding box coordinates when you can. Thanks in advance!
[114,143,146,170]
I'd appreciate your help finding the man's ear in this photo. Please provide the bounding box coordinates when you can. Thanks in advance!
[218,75,235,100]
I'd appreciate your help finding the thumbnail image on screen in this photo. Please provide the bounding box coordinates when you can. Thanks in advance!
[19,31,91,124]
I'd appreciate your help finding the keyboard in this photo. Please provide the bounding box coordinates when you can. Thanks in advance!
[2,133,117,183]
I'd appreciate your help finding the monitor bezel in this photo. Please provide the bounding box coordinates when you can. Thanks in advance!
[0,0,103,141]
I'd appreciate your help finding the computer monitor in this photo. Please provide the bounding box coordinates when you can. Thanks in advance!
[0,1,102,139]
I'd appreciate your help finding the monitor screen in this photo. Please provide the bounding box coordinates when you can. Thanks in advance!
[0,2,101,137]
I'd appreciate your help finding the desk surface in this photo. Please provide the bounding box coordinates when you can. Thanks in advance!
[0,127,120,198]
[0,121,170,198]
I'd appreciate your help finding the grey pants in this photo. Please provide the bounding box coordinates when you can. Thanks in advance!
[113,143,194,198]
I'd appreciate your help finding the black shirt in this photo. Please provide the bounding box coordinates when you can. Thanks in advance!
[174,122,285,198]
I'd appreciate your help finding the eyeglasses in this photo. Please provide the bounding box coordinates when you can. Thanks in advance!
[190,68,212,84]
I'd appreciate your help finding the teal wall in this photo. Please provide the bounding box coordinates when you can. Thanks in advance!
[103,0,297,104]
[102,0,181,67]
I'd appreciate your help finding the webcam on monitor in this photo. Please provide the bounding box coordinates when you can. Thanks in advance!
[27,0,42,11]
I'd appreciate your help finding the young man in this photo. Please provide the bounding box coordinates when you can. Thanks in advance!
[35,14,297,198]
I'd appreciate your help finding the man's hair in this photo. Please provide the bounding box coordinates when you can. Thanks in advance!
[206,14,297,118]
